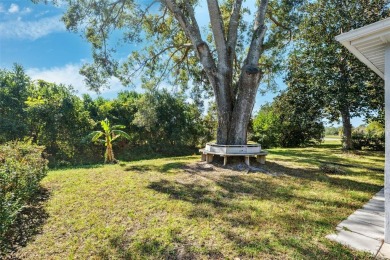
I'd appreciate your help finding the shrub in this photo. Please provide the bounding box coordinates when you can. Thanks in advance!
[352,121,385,151]
[251,101,324,148]
[0,142,48,247]
[352,131,385,151]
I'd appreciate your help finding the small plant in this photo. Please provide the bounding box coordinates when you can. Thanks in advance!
[89,118,131,163]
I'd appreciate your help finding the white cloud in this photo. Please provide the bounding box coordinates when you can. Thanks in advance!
[21,7,32,14]
[0,15,65,40]
[8,3,19,13]
[26,64,125,98]
[0,4,5,13]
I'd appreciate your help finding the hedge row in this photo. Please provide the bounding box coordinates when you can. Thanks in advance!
[0,142,48,248]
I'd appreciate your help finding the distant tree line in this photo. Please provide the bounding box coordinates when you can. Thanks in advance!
[0,65,217,167]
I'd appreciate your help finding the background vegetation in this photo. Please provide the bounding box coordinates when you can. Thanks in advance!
[0,64,385,168]
[0,142,48,252]
[0,65,215,167]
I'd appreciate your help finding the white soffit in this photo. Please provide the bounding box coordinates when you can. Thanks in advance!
[335,17,390,79]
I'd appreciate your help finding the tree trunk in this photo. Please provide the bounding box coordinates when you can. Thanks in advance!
[215,79,262,145]
[105,141,116,163]
[162,0,268,146]
[227,65,263,145]
[341,111,353,150]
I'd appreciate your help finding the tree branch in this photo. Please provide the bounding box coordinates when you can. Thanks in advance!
[161,0,218,91]
[126,44,186,80]
[267,7,292,42]
[207,0,228,67]
[227,0,243,52]
[246,0,269,66]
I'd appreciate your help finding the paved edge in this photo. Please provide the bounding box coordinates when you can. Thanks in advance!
[326,188,390,258]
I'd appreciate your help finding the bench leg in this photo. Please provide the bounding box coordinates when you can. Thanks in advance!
[245,156,250,166]
[206,154,214,163]
[201,153,206,161]
[256,155,266,165]
[223,156,227,166]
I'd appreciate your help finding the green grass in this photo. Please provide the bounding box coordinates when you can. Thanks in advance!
[324,135,341,139]
[9,141,384,259]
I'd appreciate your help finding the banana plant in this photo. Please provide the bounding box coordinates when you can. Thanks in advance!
[89,118,131,163]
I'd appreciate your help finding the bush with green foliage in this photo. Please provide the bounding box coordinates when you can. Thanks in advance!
[0,142,48,248]
[252,91,324,148]
[352,121,385,151]
[252,103,280,148]
[133,90,204,147]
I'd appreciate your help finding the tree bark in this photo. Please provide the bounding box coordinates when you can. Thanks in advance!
[341,110,353,150]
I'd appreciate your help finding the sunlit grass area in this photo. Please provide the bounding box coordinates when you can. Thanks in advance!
[324,135,341,139]
[10,141,384,259]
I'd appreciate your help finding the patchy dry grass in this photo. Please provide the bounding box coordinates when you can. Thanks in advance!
[7,142,384,259]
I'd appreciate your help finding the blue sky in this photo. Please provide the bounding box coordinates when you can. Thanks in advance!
[0,0,125,98]
[0,0,364,126]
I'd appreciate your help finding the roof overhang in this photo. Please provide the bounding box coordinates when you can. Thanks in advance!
[335,17,390,79]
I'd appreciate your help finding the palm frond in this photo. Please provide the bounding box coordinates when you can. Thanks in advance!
[101,118,110,132]
[112,124,126,130]
[112,130,131,141]
[88,131,104,142]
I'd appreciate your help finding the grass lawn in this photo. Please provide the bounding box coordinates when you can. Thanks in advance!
[324,135,341,140]
[8,141,384,259]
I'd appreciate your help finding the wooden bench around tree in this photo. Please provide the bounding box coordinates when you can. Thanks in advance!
[199,143,268,166]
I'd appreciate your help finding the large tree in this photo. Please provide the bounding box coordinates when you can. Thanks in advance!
[286,0,387,150]
[0,64,30,142]
[37,0,302,145]
[25,80,93,162]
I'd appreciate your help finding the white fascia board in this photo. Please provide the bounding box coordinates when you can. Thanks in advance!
[336,18,390,43]
[335,18,390,79]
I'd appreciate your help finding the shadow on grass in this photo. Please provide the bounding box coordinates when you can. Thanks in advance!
[144,168,378,258]
[269,149,343,166]
[51,163,105,171]
[270,147,384,173]
[316,160,384,173]
[116,145,199,162]
[314,143,341,149]
[101,231,209,259]
[2,187,50,258]
[264,161,382,193]
[148,165,380,210]
[92,157,382,259]
[124,161,193,173]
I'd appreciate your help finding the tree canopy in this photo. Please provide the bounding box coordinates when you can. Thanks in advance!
[285,0,387,149]
[34,0,303,145]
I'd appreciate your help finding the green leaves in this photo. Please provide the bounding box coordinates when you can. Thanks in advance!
[0,64,31,142]
[89,131,104,143]
[112,130,131,141]
[284,0,387,148]
[0,142,48,251]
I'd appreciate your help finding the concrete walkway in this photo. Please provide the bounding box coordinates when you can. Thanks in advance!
[327,188,390,258]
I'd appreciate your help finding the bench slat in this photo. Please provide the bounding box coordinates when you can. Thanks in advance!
[199,148,268,166]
